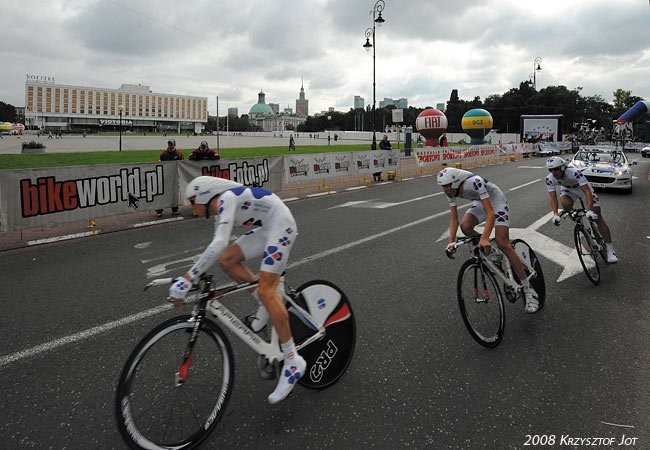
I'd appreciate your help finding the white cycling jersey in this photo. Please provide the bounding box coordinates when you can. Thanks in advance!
[544,165,599,207]
[446,174,511,226]
[188,186,297,280]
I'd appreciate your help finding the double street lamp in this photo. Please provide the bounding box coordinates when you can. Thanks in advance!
[118,104,124,151]
[363,0,386,150]
[532,57,542,90]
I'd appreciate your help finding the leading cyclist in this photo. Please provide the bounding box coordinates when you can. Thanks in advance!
[544,156,618,263]
[168,176,306,404]
[437,167,540,313]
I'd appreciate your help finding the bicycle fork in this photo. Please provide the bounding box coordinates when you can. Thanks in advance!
[472,264,492,303]
[175,313,203,386]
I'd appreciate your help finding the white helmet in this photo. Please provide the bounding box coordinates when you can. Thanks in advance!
[437,168,473,189]
[545,156,566,171]
[185,176,243,204]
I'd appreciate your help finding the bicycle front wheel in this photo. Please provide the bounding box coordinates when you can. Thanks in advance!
[115,315,234,450]
[290,280,356,390]
[574,225,600,285]
[457,260,505,348]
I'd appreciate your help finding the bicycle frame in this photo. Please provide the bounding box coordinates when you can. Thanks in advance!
[454,238,537,293]
[146,277,326,366]
[561,209,604,253]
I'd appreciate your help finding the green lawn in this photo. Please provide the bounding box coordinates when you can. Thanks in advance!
[0,144,378,170]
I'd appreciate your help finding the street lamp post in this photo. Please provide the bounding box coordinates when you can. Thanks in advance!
[532,57,542,90]
[363,0,386,150]
[118,104,124,151]
[327,115,331,145]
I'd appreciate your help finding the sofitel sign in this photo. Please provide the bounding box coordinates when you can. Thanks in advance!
[26,74,55,83]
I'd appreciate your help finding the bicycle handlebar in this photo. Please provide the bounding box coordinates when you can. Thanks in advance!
[559,208,593,222]
[144,277,175,291]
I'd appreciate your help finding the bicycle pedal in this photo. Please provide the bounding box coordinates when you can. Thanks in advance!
[257,356,277,381]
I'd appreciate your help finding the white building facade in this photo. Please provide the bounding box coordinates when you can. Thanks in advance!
[24,78,207,133]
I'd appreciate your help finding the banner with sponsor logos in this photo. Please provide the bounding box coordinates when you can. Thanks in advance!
[284,150,400,182]
[413,144,537,167]
[0,157,284,232]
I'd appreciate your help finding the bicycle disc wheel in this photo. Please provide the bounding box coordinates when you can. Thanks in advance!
[289,280,356,389]
[457,260,505,348]
[574,225,600,285]
[115,316,234,450]
[512,239,546,310]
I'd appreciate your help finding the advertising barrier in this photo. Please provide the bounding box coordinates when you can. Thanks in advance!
[284,149,400,182]
[0,157,284,232]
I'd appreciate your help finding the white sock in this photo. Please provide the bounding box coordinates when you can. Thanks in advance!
[268,339,305,404]
[281,339,298,362]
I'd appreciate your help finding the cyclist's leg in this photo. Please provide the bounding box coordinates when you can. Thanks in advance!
[219,242,257,283]
[460,202,481,237]
[492,201,539,313]
[558,191,576,211]
[253,216,305,404]
[592,200,617,262]
[591,195,612,243]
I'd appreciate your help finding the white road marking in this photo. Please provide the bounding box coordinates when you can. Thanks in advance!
[28,231,96,246]
[0,305,170,368]
[2,207,455,367]
[437,210,582,282]
[133,217,183,227]
[509,178,543,191]
[328,192,443,210]
[345,186,368,191]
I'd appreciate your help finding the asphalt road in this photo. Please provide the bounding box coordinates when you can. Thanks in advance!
[1,159,648,449]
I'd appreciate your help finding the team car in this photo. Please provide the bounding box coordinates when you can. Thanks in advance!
[569,148,635,192]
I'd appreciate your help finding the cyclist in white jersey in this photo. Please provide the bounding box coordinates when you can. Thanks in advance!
[437,167,540,313]
[168,176,306,404]
[545,156,618,263]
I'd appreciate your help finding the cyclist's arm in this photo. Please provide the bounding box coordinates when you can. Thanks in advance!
[580,184,594,211]
[479,197,495,249]
[186,200,237,281]
[548,191,560,215]
[448,205,459,242]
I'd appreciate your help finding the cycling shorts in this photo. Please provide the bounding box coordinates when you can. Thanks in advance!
[466,198,510,227]
[234,212,297,275]
[559,188,600,209]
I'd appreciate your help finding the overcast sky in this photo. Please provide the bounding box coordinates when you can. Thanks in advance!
[2,0,648,116]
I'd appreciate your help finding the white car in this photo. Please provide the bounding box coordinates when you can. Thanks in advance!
[570,149,635,192]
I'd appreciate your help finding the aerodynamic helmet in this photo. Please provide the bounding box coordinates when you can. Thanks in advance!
[437,168,473,189]
[185,176,243,205]
[545,156,567,171]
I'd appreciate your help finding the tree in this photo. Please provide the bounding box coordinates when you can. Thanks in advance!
[0,101,16,122]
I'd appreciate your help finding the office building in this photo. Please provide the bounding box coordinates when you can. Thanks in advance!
[24,78,207,133]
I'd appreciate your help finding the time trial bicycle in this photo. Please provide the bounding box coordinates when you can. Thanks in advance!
[115,273,356,450]
[559,200,607,285]
[450,236,546,348]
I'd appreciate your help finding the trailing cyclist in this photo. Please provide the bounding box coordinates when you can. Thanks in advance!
[168,176,306,404]
[437,167,541,313]
[544,157,618,263]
